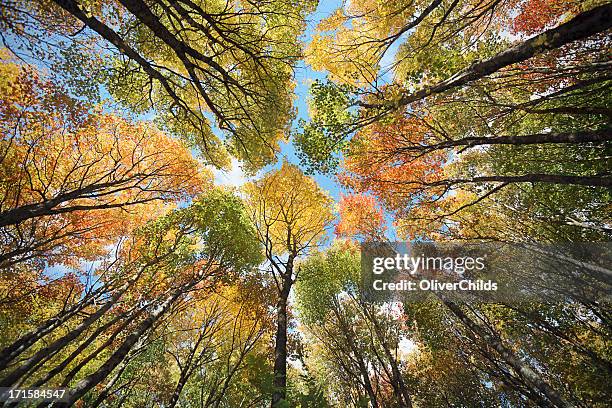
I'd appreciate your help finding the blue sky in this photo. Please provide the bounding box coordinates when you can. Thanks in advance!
[41,1,345,277]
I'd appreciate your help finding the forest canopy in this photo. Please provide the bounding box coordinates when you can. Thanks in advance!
[0,0,610,407]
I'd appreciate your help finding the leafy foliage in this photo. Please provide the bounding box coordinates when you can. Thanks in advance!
[0,1,610,407]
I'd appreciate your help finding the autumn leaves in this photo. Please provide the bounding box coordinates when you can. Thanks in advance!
[0,0,611,407]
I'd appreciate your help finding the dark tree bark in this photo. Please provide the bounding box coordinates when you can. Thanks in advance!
[271,262,293,407]
[63,287,185,405]
[0,297,121,387]
[330,299,380,408]
[0,289,104,371]
[397,130,612,153]
[167,320,213,408]
[49,0,198,129]
[59,311,144,387]
[403,174,612,188]
[0,179,155,228]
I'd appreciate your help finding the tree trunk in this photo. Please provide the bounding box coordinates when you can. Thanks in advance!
[416,174,612,188]
[0,286,107,370]
[440,297,574,408]
[399,130,611,153]
[63,283,191,406]
[363,304,412,408]
[0,298,119,387]
[167,373,189,408]
[60,310,144,387]
[88,351,139,408]
[0,257,161,371]
[0,179,137,228]
[360,3,612,111]
[332,299,379,408]
[271,273,292,407]
[31,308,134,387]
[167,326,209,408]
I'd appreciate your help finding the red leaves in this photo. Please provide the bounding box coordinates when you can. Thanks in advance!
[339,115,447,221]
[511,0,581,36]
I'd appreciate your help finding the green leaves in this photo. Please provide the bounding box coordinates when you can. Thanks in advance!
[294,79,358,174]
[138,188,263,275]
[295,242,360,325]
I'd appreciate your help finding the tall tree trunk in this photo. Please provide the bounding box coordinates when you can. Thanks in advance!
[398,130,612,153]
[0,267,153,387]
[167,372,189,408]
[357,358,379,408]
[440,297,574,408]
[0,285,108,370]
[167,325,210,408]
[31,307,136,387]
[332,299,380,408]
[0,297,119,387]
[271,273,292,407]
[88,348,142,408]
[0,256,163,372]
[60,310,144,387]
[0,179,139,228]
[63,279,196,406]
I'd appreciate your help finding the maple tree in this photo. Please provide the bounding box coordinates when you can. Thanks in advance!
[0,0,610,406]
[295,242,415,407]
[244,162,334,407]
[299,0,611,241]
[298,2,611,170]
[335,193,386,240]
[0,187,263,404]
[293,2,611,406]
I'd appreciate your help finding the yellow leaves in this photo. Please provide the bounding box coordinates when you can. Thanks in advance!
[0,48,19,84]
[316,8,346,32]
[306,31,380,86]
[306,5,386,87]
[244,162,334,255]
[306,1,432,86]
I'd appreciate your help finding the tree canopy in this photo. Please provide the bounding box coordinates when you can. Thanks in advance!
[0,0,610,407]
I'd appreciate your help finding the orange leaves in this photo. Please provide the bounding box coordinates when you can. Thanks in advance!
[337,114,466,239]
[2,112,209,266]
[511,0,582,36]
[0,57,210,267]
[335,193,386,239]
[340,115,447,217]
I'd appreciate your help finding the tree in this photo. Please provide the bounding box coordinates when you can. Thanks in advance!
[297,0,611,241]
[244,162,334,407]
[0,188,263,406]
[297,2,611,176]
[2,0,317,171]
[0,55,209,268]
[104,277,273,408]
[335,193,387,240]
[296,243,416,407]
